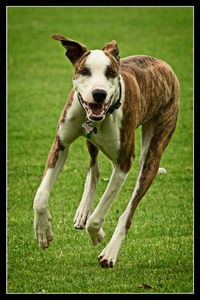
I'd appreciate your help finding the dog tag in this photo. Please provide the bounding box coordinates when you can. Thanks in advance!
[87,130,93,141]
[82,122,97,141]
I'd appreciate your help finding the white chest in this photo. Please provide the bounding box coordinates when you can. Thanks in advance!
[81,78,125,162]
[83,110,123,162]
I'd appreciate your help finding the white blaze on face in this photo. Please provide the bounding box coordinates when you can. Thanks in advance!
[73,50,119,104]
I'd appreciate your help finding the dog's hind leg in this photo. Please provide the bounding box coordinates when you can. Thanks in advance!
[74,141,100,229]
[98,104,179,267]
[141,124,167,177]
[86,164,130,245]
[85,130,135,246]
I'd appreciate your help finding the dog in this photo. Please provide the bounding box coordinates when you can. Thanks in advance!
[33,34,179,268]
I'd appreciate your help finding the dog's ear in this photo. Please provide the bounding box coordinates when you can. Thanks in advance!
[102,40,120,64]
[52,34,88,65]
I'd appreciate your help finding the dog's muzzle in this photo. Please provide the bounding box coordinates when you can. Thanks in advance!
[92,89,107,103]
[78,82,122,122]
[78,93,113,121]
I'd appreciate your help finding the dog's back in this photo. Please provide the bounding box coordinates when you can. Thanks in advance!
[119,55,179,126]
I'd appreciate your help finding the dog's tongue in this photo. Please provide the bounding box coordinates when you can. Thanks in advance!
[88,103,103,115]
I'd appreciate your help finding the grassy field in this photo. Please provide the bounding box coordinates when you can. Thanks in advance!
[7,7,193,293]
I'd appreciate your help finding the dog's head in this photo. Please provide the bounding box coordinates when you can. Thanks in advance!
[52,34,120,121]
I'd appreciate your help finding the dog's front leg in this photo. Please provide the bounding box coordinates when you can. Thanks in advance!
[74,141,100,229]
[86,165,128,246]
[33,138,69,250]
[33,90,84,250]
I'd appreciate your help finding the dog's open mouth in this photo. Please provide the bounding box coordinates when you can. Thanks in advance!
[78,93,113,121]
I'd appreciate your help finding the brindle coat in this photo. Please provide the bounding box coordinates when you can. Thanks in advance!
[33,35,179,268]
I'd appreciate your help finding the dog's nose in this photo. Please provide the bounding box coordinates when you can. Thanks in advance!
[92,89,107,103]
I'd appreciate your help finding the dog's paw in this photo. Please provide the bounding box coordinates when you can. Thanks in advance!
[88,227,105,246]
[85,214,105,245]
[98,244,117,268]
[73,203,92,229]
[86,226,105,246]
[34,209,53,250]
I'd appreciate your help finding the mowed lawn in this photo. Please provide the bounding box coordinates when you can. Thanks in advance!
[7,7,193,293]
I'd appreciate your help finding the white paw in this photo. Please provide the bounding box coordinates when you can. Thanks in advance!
[86,214,105,245]
[88,227,105,246]
[34,208,53,250]
[73,203,92,229]
[98,244,118,268]
[157,168,167,175]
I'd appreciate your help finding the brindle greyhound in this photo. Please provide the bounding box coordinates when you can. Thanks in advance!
[33,34,179,268]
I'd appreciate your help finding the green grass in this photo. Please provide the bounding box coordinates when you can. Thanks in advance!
[7,7,193,293]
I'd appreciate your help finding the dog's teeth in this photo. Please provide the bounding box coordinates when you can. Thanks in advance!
[83,104,88,111]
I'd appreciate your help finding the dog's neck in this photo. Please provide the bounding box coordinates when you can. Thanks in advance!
[106,81,122,115]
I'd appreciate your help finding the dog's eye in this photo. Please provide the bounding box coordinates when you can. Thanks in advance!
[106,67,117,78]
[80,68,91,76]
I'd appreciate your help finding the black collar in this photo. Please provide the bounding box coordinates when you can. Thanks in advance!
[106,82,122,115]
[81,82,122,140]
